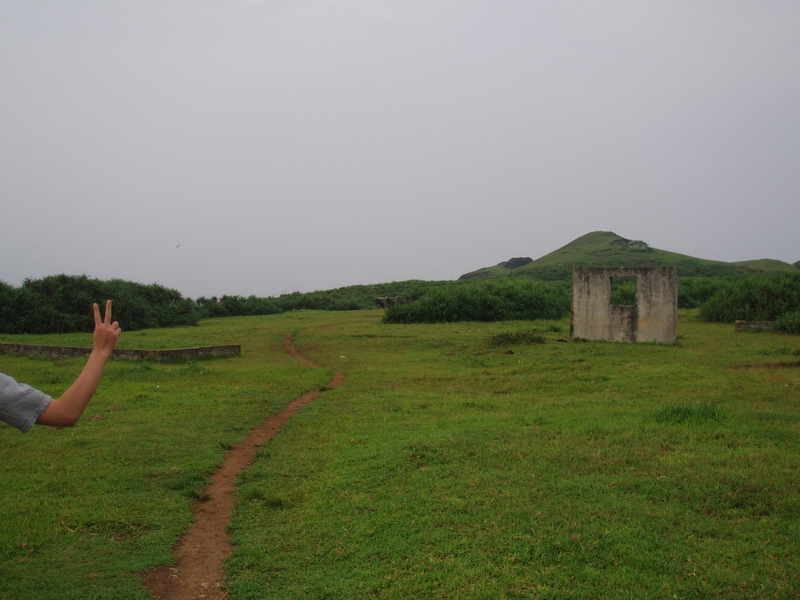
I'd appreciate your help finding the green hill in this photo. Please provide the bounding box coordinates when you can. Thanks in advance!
[459,231,795,282]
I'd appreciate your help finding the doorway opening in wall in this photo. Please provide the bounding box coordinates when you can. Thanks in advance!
[610,276,637,305]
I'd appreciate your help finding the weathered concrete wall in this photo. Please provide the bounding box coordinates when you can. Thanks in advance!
[570,267,678,344]
[0,343,241,362]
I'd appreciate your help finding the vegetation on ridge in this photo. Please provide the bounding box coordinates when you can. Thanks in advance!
[460,231,795,282]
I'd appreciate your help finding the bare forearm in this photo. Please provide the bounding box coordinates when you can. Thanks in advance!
[36,350,111,427]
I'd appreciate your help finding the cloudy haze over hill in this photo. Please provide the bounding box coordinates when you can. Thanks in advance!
[1,1,798,298]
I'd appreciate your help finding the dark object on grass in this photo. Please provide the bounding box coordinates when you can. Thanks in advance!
[488,331,546,347]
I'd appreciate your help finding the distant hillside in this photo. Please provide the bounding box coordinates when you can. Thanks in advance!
[459,231,795,282]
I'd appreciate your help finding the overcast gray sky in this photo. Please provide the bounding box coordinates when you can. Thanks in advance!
[2,1,798,299]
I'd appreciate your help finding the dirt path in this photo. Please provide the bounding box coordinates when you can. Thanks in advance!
[142,333,343,600]
[283,332,319,367]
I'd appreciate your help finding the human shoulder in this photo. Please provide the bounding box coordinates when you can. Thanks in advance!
[0,371,52,432]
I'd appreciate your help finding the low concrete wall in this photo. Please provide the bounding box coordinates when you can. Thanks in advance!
[734,321,774,332]
[0,343,241,362]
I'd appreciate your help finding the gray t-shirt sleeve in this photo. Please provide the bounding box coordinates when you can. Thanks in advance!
[0,372,52,433]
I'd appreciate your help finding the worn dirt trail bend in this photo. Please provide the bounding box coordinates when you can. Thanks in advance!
[142,333,343,600]
[283,332,319,367]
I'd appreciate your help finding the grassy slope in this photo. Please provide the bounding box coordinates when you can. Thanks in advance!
[733,258,796,270]
[460,231,796,281]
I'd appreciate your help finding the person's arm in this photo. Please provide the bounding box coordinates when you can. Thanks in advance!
[36,300,121,427]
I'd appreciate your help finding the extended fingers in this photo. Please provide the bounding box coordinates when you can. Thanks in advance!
[104,300,113,325]
[93,302,101,326]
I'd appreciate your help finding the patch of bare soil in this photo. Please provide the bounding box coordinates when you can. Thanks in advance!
[141,333,343,599]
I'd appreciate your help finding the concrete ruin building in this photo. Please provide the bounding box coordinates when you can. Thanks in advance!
[628,240,649,251]
[570,267,678,344]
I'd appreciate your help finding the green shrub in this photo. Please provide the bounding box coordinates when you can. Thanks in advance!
[195,295,283,318]
[0,275,199,334]
[699,272,800,323]
[383,279,570,324]
[610,277,636,305]
[774,311,800,334]
[678,277,729,309]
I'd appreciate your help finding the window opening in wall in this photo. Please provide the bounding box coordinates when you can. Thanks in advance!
[610,276,636,305]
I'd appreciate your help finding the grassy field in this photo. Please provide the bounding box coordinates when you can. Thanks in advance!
[0,314,331,599]
[1,310,799,599]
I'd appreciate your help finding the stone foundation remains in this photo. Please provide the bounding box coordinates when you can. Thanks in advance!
[0,343,240,362]
[734,321,774,332]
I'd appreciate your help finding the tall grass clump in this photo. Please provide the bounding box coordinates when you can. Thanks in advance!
[654,402,726,424]
[774,311,800,334]
[699,272,800,323]
[383,279,570,323]
[610,277,636,305]
[678,276,729,309]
